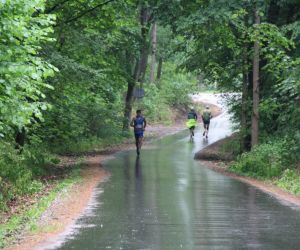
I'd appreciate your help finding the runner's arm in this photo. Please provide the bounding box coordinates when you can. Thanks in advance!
[143,118,147,130]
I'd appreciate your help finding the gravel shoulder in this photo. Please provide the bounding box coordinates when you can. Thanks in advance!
[5,165,108,250]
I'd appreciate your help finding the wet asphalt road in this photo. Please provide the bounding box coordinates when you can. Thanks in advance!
[49,98,300,250]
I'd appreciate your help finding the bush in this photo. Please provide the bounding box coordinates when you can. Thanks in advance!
[137,62,198,123]
[276,169,300,195]
[282,131,300,165]
[0,141,53,211]
[137,83,172,123]
[230,141,286,178]
[159,63,197,107]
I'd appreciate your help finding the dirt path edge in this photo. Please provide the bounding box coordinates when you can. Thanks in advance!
[5,160,109,250]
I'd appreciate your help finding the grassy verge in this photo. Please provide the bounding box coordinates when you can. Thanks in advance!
[0,165,82,248]
[197,133,300,196]
[274,169,300,195]
[228,138,300,196]
[230,165,300,196]
[53,136,133,155]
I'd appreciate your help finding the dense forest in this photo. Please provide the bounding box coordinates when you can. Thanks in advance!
[159,0,300,184]
[1,0,300,216]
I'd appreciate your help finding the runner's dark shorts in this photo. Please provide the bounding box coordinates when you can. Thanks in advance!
[203,121,210,128]
[134,131,144,139]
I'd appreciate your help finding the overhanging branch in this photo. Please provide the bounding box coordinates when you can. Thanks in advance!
[45,0,72,14]
[63,0,116,25]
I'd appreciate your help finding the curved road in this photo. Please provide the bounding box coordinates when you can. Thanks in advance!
[45,95,300,249]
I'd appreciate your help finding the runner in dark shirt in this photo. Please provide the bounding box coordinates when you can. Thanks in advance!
[130,110,147,156]
[202,106,212,138]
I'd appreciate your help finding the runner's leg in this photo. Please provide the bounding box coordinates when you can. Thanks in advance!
[135,135,139,154]
[205,123,210,138]
[137,134,144,155]
[206,123,210,135]
[190,128,193,141]
[139,137,143,150]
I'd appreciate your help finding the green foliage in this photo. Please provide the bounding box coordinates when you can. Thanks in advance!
[35,1,137,152]
[160,0,300,141]
[1,0,203,214]
[282,132,300,164]
[276,169,300,195]
[137,83,171,123]
[230,141,286,178]
[38,84,125,153]
[0,0,59,213]
[5,0,300,225]
[160,66,197,107]
[230,133,300,179]
[0,0,56,136]
[0,140,59,210]
[0,165,82,248]
[138,62,197,122]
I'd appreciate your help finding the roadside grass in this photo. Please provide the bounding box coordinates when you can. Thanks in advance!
[275,168,300,195]
[50,135,133,155]
[228,138,300,196]
[198,132,300,196]
[0,165,82,248]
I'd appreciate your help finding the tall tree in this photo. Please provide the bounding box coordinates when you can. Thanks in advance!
[150,22,157,82]
[123,1,153,130]
[251,5,260,147]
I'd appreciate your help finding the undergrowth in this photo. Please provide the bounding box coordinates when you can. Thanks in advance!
[229,141,286,178]
[276,169,300,195]
[229,133,300,195]
[0,165,82,248]
[0,141,59,211]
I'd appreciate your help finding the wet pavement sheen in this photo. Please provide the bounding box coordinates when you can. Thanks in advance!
[53,105,300,250]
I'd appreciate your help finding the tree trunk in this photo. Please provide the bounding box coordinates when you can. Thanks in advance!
[139,44,149,83]
[241,42,249,152]
[150,22,157,82]
[123,57,142,131]
[251,7,260,148]
[15,127,26,150]
[138,5,150,83]
[156,57,163,81]
[241,13,251,152]
[122,3,150,130]
[123,79,135,130]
